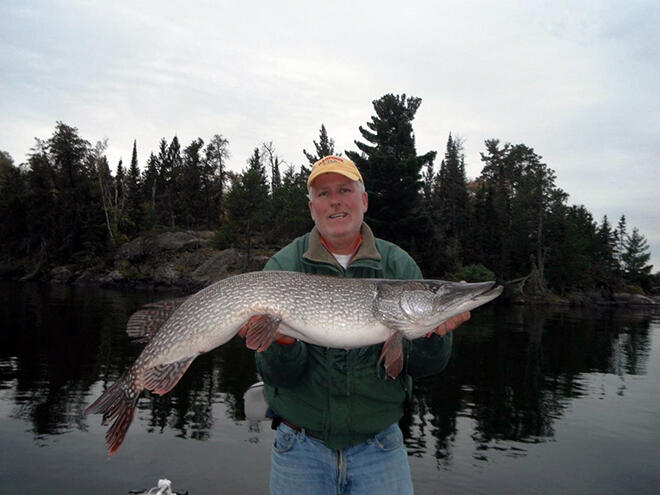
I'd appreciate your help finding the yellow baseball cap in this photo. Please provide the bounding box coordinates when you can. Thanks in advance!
[307,155,364,190]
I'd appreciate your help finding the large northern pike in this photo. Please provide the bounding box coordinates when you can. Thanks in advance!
[85,271,502,454]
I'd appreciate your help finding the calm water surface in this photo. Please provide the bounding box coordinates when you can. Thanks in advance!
[0,281,659,494]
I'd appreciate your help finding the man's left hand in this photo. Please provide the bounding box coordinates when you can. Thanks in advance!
[431,312,471,337]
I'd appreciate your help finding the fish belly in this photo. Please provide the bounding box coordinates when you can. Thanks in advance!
[280,317,392,348]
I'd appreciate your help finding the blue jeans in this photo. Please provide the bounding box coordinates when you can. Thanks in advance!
[269,422,414,495]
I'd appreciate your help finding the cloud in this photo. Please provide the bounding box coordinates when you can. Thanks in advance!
[1,0,658,269]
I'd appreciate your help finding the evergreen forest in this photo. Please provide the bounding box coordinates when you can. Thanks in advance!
[0,93,656,297]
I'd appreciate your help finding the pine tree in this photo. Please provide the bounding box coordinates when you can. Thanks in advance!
[476,139,516,279]
[47,122,107,260]
[0,153,28,256]
[151,136,184,228]
[222,148,270,267]
[141,152,159,229]
[114,159,126,236]
[346,94,435,253]
[95,145,116,242]
[544,204,598,292]
[432,134,469,274]
[621,227,653,288]
[268,165,314,245]
[304,124,337,164]
[125,140,142,235]
[421,160,434,206]
[0,150,13,179]
[475,140,566,287]
[166,136,183,227]
[512,145,565,292]
[594,215,619,287]
[204,134,230,226]
[180,138,205,228]
[262,141,282,192]
[24,144,56,260]
[615,215,627,270]
[153,139,170,226]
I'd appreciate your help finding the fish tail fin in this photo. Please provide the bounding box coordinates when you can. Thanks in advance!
[85,373,140,455]
[378,332,404,379]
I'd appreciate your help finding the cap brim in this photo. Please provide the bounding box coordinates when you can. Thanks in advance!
[307,169,362,188]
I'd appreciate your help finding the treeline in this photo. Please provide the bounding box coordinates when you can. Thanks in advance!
[0,93,655,294]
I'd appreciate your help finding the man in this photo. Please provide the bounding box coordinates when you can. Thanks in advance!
[249,155,469,494]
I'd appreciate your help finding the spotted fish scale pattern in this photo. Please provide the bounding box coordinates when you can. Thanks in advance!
[85,271,502,454]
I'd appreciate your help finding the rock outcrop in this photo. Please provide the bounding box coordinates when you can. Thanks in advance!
[45,231,273,292]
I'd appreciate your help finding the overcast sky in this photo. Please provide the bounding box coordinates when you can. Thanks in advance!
[2,0,658,270]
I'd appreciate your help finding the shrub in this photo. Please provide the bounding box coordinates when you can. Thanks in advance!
[450,264,496,282]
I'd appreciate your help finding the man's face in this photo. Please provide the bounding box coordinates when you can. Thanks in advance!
[308,172,368,251]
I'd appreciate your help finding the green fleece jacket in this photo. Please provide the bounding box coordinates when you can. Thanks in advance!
[255,223,452,449]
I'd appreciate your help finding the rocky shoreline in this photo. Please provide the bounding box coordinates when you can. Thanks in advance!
[10,231,271,294]
[2,231,659,306]
[509,289,660,307]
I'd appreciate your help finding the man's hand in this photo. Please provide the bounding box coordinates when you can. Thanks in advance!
[273,334,297,345]
[430,311,471,337]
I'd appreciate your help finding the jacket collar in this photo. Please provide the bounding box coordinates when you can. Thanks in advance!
[303,223,382,269]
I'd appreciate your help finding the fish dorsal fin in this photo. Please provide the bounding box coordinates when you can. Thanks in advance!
[126,297,188,343]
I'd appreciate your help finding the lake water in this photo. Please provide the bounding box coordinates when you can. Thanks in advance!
[1,281,659,494]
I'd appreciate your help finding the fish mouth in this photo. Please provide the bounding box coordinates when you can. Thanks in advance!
[474,283,503,299]
[466,282,503,301]
[437,281,503,312]
[466,283,503,307]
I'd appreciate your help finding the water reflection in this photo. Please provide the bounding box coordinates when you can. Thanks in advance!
[401,305,653,464]
[0,282,654,462]
[141,340,259,441]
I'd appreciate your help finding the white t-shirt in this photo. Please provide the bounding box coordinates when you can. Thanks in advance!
[332,253,352,270]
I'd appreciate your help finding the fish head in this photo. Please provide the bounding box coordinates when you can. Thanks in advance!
[374,280,503,338]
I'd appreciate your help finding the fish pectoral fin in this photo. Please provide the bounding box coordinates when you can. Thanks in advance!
[243,314,282,352]
[126,297,188,344]
[143,356,196,395]
[378,332,404,379]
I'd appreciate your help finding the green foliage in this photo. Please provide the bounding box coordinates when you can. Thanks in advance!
[623,284,645,296]
[124,140,143,234]
[202,134,230,227]
[450,264,496,283]
[266,165,313,245]
[304,124,338,164]
[24,123,107,264]
[544,204,597,291]
[593,215,620,286]
[1,103,655,296]
[0,150,14,177]
[179,138,205,228]
[651,271,660,290]
[221,148,270,264]
[346,94,435,254]
[472,140,564,284]
[424,134,470,276]
[621,227,653,289]
[0,156,27,255]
